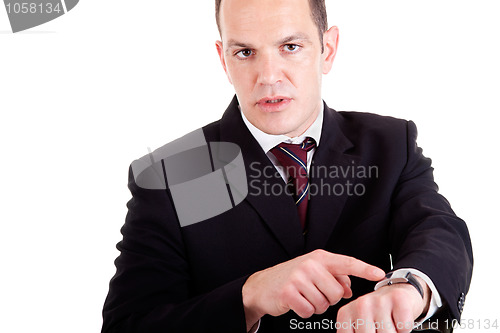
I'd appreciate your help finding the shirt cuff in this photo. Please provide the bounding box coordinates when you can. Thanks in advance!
[389,268,442,326]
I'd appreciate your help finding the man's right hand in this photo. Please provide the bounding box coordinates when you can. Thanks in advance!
[241,249,386,331]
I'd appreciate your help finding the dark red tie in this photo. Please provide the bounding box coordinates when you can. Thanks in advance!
[271,138,316,230]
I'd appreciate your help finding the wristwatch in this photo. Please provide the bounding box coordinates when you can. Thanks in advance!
[374,271,424,298]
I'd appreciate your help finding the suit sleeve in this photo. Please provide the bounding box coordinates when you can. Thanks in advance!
[101,166,249,333]
[389,120,473,321]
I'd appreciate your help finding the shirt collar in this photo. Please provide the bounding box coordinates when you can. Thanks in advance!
[240,103,324,154]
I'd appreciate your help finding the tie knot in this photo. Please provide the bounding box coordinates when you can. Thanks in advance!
[271,137,316,178]
[277,137,316,153]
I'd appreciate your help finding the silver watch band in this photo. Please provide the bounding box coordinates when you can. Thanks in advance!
[375,271,424,298]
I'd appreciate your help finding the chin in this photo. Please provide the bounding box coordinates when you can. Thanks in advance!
[263,125,297,136]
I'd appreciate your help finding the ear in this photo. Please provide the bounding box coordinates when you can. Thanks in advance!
[322,26,339,74]
[215,40,233,85]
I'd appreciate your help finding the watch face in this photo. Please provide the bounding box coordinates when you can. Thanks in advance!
[376,272,423,298]
[389,277,410,284]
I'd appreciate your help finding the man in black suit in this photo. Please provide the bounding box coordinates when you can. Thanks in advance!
[102,0,473,332]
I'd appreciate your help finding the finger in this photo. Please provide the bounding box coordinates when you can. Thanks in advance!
[377,315,398,333]
[334,275,353,299]
[336,305,375,333]
[336,305,355,333]
[355,316,373,333]
[297,279,332,315]
[313,271,346,305]
[342,296,373,333]
[286,291,316,318]
[323,253,385,281]
[392,301,414,333]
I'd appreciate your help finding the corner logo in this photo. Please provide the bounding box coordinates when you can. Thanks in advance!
[3,0,78,33]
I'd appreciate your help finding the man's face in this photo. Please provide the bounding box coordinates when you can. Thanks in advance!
[216,0,338,137]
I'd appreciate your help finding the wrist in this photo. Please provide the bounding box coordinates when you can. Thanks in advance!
[413,275,431,316]
[375,271,431,317]
[242,274,263,331]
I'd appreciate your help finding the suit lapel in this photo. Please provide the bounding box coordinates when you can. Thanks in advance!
[219,97,305,258]
[305,104,360,252]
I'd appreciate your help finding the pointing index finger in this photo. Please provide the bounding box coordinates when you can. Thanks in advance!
[323,253,385,281]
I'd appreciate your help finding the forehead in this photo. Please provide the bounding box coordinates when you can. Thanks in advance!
[219,0,316,42]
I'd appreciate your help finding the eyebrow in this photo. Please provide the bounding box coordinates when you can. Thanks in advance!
[277,33,312,45]
[225,33,312,51]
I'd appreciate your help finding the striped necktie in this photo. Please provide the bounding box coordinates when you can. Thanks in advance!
[271,138,316,230]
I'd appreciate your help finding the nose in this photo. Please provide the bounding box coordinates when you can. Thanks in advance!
[256,52,283,86]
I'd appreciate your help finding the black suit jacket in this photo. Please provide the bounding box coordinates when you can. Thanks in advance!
[102,96,473,333]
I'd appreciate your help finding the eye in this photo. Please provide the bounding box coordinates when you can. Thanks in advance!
[283,44,300,53]
[235,49,254,59]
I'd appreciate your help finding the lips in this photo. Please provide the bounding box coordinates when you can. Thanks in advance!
[256,96,292,112]
[264,99,284,104]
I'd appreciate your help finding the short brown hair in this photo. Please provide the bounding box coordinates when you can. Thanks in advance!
[215,0,328,48]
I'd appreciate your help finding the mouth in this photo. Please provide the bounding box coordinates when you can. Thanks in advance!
[264,98,285,104]
[256,97,292,112]
[257,96,290,104]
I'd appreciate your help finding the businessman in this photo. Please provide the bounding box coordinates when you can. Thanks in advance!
[102,0,473,332]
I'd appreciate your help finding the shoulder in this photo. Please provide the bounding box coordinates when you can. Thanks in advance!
[201,118,222,142]
[323,108,423,170]
[333,110,416,146]
[129,127,211,190]
[337,110,409,134]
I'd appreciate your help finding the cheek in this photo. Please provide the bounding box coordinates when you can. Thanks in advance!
[288,56,321,84]
[227,62,244,83]
[291,69,321,93]
[227,64,252,89]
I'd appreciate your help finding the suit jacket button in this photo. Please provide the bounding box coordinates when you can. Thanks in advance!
[458,293,465,313]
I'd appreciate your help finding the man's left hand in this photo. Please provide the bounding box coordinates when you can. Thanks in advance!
[336,276,430,333]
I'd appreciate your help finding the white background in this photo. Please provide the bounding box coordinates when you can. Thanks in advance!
[1,1,498,332]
